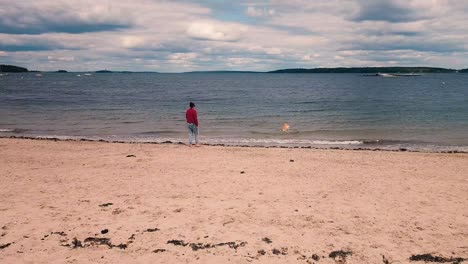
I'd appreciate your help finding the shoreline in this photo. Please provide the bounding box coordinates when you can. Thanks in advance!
[1,135,467,154]
[0,138,467,263]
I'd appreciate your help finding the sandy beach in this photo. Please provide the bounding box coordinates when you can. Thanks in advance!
[0,138,467,264]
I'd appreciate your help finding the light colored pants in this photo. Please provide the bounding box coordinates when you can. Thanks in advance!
[187,123,199,145]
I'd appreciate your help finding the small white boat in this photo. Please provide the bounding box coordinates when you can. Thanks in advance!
[84,73,92,76]
[376,73,396,77]
[35,73,43,77]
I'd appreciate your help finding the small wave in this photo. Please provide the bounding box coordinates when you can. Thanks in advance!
[204,138,363,145]
[363,139,381,144]
[0,128,27,133]
[311,140,362,145]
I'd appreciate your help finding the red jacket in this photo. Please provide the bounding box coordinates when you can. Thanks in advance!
[186,108,198,127]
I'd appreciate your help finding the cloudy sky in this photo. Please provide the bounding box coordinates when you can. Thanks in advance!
[0,0,467,72]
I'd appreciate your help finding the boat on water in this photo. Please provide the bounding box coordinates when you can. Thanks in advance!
[376,73,397,77]
[35,73,43,77]
[364,73,422,77]
[84,73,92,76]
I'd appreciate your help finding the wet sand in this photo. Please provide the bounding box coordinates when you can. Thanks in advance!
[0,138,467,263]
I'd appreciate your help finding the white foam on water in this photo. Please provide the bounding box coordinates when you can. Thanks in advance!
[311,140,362,145]
[191,137,364,146]
[0,129,15,132]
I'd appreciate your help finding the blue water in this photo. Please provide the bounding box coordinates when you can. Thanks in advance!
[1,72,467,151]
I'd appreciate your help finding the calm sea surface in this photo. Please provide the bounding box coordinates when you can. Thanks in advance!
[1,72,467,151]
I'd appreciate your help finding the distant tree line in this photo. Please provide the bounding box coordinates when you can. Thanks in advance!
[0,64,29,72]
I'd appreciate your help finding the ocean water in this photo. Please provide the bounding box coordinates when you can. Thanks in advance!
[1,72,467,151]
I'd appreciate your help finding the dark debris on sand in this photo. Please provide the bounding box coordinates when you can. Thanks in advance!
[62,237,127,250]
[262,237,272,244]
[167,240,189,247]
[167,240,247,251]
[101,229,109,234]
[272,247,288,255]
[189,243,214,251]
[329,250,352,258]
[126,154,136,157]
[410,254,466,263]
[99,203,113,207]
[72,238,83,248]
[382,255,391,264]
[329,250,352,263]
[145,228,160,232]
[113,243,128,249]
[43,231,67,240]
[83,237,113,248]
[214,241,247,250]
[0,243,11,249]
[153,248,166,253]
[84,237,128,249]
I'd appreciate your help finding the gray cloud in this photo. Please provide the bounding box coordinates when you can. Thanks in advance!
[0,43,56,52]
[346,37,466,53]
[129,44,192,54]
[0,22,129,35]
[0,1,131,34]
[352,1,427,22]
[0,33,84,52]
[0,36,72,51]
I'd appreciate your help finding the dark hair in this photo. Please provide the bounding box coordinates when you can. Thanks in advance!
[189,102,195,108]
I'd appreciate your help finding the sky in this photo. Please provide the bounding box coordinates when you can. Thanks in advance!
[0,0,467,72]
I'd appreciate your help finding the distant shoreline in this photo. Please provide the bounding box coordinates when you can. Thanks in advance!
[2,64,467,73]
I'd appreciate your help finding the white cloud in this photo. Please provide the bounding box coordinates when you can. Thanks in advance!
[121,36,146,48]
[302,54,320,60]
[186,21,247,41]
[246,6,275,17]
[47,55,74,61]
[167,52,199,67]
[247,45,282,55]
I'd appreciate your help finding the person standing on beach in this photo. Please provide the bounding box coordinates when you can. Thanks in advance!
[186,102,200,147]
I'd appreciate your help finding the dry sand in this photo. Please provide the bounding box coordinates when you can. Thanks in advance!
[0,138,467,264]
